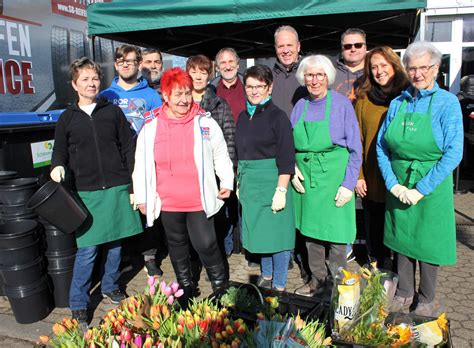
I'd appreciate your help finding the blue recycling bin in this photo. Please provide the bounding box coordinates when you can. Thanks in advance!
[0,110,63,184]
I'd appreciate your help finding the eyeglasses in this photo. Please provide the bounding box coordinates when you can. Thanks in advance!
[304,73,326,81]
[407,64,436,75]
[342,42,366,50]
[116,59,138,66]
[245,84,267,92]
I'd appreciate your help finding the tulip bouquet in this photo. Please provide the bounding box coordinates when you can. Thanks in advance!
[42,278,333,348]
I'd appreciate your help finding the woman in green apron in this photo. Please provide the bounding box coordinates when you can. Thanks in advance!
[377,41,463,316]
[235,65,296,291]
[289,55,362,297]
[50,58,143,327]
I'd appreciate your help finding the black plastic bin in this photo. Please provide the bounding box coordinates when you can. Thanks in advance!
[0,110,62,183]
[27,181,88,234]
[0,256,45,286]
[0,220,38,249]
[43,225,77,252]
[46,248,76,308]
[0,178,38,205]
[3,275,53,324]
[0,238,40,267]
[208,280,327,324]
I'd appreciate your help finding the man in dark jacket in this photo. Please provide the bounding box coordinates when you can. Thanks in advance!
[272,25,308,118]
[333,28,367,102]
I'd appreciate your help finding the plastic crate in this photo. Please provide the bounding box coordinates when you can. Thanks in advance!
[207,280,328,324]
[331,312,452,347]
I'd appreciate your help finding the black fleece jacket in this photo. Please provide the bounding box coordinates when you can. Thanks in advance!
[51,97,135,192]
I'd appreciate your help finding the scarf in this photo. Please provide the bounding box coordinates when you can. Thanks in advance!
[246,96,272,119]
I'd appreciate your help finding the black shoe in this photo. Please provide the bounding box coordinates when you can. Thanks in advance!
[288,260,294,270]
[144,259,164,277]
[102,290,126,304]
[171,258,195,308]
[256,276,272,289]
[71,309,88,332]
[294,278,326,297]
[206,264,228,293]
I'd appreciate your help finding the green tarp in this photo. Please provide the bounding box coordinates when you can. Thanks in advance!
[87,0,426,57]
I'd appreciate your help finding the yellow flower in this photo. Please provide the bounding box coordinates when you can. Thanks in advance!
[437,312,448,333]
[388,324,412,346]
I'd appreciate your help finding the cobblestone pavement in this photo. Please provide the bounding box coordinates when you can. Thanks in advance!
[0,193,473,347]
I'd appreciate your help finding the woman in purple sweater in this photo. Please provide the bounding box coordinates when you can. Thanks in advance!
[291,55,362,297]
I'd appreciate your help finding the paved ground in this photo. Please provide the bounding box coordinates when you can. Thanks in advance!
[0,191,473,347]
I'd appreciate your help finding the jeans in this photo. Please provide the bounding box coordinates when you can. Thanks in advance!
[261,250,291,289]
[69,240,121,310]
[215,191,239,256]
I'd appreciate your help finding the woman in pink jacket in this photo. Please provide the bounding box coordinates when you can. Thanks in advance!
[133,68,234,304]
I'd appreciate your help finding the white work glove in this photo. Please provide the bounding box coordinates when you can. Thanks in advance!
[334,186,353,208]
[390,184,408,199]
[50,166,65,183]
[399,189,424,205]
[129,194,138,210]
[236,183,240,199]
[291,166,305,194]
[271,187,287,213]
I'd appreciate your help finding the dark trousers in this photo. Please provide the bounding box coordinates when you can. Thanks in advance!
[160,211,222,267]
[307,238,346,282]
[362,199,391,267]
[396,253,438,303]
[141,217,168,263]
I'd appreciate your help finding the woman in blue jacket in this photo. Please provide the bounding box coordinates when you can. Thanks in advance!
[376,41,463,316]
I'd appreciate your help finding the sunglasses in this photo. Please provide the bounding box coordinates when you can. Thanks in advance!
[342,42,366,50]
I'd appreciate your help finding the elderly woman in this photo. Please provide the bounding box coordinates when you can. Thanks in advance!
[133,68,234,301]
[355,47,409,268]
[377,41,463,316]
[235,64,295,291]
[291,55,362,297]
[51,57,143,326]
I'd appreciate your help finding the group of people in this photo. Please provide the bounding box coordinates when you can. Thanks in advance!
[50,24,463,327]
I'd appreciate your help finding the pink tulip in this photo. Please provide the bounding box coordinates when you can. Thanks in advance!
[147,276,156,287]
[160,281,167,293]
[149,286,156,296]
[164,286,172,297]
[174,289,184,298]
[158,343,164,348]
[120,344,126,348]
[134,335,143,347]
[167,295,175,305]
[171,281,179,293]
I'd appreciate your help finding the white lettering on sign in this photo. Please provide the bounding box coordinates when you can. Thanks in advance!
[0,20,32,58]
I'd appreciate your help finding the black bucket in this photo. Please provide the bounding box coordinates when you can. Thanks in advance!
[0,256,45,286]
[0,220,38,249]
[47,249,76,308]
[43,226,77,252]
[26,181,87,234]
[4,275,53,324]
[1,202,34,215]
[0,273,4,296]
[0,171,17,181]
[48,268,73,308]
[0,238,40,267]
[0,178,39,205]
[0,211,37,222]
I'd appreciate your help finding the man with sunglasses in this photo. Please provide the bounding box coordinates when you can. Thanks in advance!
[334,28,367,103]
[101,44,162,136]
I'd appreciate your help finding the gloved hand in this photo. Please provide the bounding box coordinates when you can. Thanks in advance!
[390,184,408,199]
[271,187,287,213]
[50,166,65,183]
[334,186,353,207]
[291,165,305,193]
[399,189,424,205]
[236,182,240,199]
[129,194,138,210]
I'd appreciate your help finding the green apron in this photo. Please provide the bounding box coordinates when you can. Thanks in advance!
[293,90,356,243]
[238,158,295,253]
[76,184,143,248]
[383,93,456,265]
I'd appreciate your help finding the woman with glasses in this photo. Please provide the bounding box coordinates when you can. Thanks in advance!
[377,41,463,316]
[290,55,362,297]
[235,64,296,291]
[355,47,409,269]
